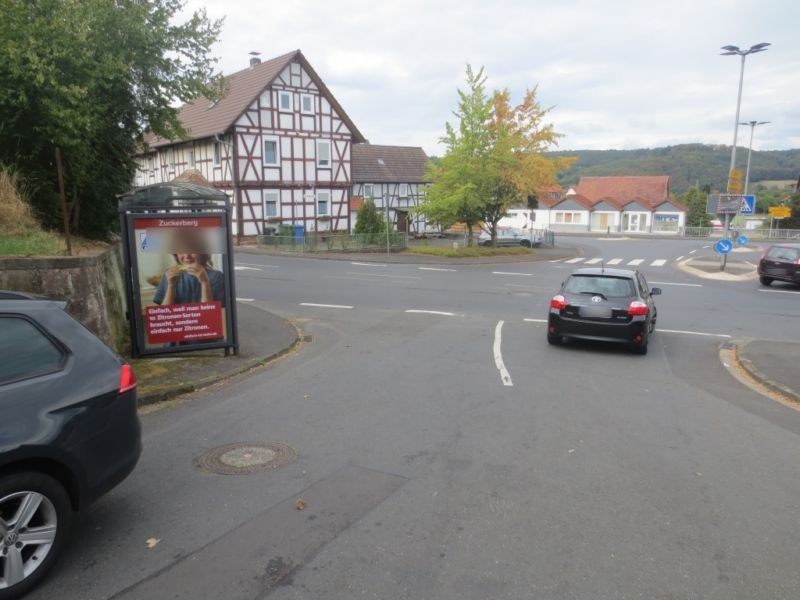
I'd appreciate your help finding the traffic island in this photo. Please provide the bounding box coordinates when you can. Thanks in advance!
[677,256,757,281]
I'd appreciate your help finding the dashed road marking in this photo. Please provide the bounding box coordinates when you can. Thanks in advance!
[650,259,667,267]
[627,259,644,266]
[236,262,279,268]
[523,318,548,323]
[234,265,261,271]
[758,289,800,295]
[492,271,533,277]
[236,298,255,302]
[676,256,685,262]
[607,258,623,265]
[405,310,455,316]
[351,262,386,267]
[584,258,603,264]
[345,272,421,280]
[565,257,585,264]
[493,321,513,387]
[299,303,354,309]
[418,267,457,272]
[657,329,731,338]
[689,250,698,254]
[648,281,703,287]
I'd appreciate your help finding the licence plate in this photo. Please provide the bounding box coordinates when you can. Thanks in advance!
[581,306,612,318]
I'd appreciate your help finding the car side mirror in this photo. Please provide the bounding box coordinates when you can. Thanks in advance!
[650,288,662,296]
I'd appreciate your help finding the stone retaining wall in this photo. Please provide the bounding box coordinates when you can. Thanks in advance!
[0,245,129,352]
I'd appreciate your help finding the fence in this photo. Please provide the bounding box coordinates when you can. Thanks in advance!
[256,232,408,253]
[681,227,800,240]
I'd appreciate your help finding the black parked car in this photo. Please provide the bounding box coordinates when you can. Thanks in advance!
[547,268,661,355]
[0,293,141,599]
[758,243,800,287]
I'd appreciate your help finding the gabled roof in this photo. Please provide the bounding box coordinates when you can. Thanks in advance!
[621,197,653,211]
[650,198,688,212]
[552,193,594,210]
[144,50,365,148]
[575,176,669,204]
[592,196,625,210]
[352,144,429,183]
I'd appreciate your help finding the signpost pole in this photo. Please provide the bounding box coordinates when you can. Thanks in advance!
[720,213,731,270]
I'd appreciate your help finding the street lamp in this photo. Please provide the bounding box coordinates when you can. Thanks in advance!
[719,42,770,270]
[739,120,769,195]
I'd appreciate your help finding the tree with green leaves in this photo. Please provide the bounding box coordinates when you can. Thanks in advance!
[354,198,387,243]
[419,65,572,246]
[783,188,800,229]
[682,186,711,227]
[0,0,223,240]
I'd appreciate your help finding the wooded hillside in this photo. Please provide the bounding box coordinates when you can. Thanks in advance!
[549,144,799,196]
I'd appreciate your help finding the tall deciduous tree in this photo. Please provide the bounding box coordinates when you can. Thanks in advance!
[0,0,223,238]
[419,65,572,246]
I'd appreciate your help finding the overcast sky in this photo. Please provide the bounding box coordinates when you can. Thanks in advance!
[184,0,799,156]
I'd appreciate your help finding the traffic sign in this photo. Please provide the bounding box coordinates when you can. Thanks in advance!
[738,195,755,215]
[707,194,756,215]
[714,239,733,254]
[727,169,744,194]
[736,234,749,246]
[769,206,791,218]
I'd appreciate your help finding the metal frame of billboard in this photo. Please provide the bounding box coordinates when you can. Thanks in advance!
[706,194,745,215]
[119,183,239,358]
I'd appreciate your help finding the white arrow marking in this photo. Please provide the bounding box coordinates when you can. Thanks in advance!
[494,321,513,387]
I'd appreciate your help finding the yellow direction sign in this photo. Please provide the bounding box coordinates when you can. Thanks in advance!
[769,206,791,218]
[727,169,744,194]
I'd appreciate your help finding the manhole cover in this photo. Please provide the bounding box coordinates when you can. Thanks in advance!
[194,442,296,475]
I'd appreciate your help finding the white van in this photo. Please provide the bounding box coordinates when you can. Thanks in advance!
[497,208,536,230]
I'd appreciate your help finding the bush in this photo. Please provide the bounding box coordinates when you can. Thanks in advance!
[0,166,39,235]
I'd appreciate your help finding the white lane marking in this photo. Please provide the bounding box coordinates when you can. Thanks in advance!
[676,256,685,262]
[657,329,731,339]
[418,267,457,272]
[345,271,421,280]
[584,258,603,264]
[236,298,255,302]
[627,259,644,266]
[524,318,548,323]
[236,262,278,268]
[492,271,533,277]
[234,265,261,271]
[758,289,800,295]
[702,246,710,249]
[607,258,623,265]
[405,310,455,316]
[651,259,667,267]
[299,303,354,309]
[689,250,698,254]
[565,257,585,264]
[548,258,565,263]
[648,281,703,287]
[351,262,386,267]
[493,321,513,387]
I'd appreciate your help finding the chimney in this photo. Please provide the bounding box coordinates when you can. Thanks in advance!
[249,51,261,68]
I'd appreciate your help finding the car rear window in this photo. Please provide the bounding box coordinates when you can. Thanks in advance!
[565,275,636,298]
[766,246,799,262]
[0,316,66,384]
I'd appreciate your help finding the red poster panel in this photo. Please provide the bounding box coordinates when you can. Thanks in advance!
[145,301,224,344]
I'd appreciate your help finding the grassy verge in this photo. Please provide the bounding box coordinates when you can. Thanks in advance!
[407,244,535,258]
[0,232,66,256]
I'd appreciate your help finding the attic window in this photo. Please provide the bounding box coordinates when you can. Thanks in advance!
[377,158,385,165]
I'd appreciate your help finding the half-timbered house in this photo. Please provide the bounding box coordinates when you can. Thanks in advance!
[135,50,366,239]
[351,144,432,234]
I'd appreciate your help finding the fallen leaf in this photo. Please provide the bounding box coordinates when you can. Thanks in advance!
[146,537,160,549]
[295,498,306,510]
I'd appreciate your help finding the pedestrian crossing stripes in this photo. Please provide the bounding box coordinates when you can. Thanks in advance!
[560,258,671,267]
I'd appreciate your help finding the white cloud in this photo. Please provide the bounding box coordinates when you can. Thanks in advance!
[184,0,800,155]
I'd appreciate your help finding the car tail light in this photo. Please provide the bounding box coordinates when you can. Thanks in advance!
[627,301,649,316]
[550,294,567,310]
[119,363,137,394]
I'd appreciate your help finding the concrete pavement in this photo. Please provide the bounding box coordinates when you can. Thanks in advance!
[736,339,800,403]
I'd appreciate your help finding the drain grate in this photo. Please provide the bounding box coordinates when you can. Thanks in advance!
[194,442,296,475]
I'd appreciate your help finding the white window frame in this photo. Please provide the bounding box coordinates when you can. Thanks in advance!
[317,191,330,216]
[264,191,279,218]
[398,183,409,198]
[167,148,175,173]
[213,142,221,166]
[263,136,280,166]
[363,184,374,198]
[316,139,331,168]
[300,93,314,115]
[278,91,292,113]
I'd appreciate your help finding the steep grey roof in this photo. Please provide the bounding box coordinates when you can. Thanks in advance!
[143,50,365,148]
[351,144,430,183]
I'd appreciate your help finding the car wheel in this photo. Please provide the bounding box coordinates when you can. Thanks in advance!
[547,333,562,345]
[759,276,772,286]
[632,339,648,355]
[0,472,72,599]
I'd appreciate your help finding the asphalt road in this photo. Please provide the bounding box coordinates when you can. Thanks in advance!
[31,237,800,600]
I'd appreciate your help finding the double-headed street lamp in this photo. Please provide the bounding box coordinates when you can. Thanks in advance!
[739,120,770,195]
[718,42,770,270]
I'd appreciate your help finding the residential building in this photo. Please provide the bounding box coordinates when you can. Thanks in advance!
[134,50,366,239]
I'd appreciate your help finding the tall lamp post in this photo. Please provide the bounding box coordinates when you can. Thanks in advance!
[740,120,769,195]
[719,42,770,270]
